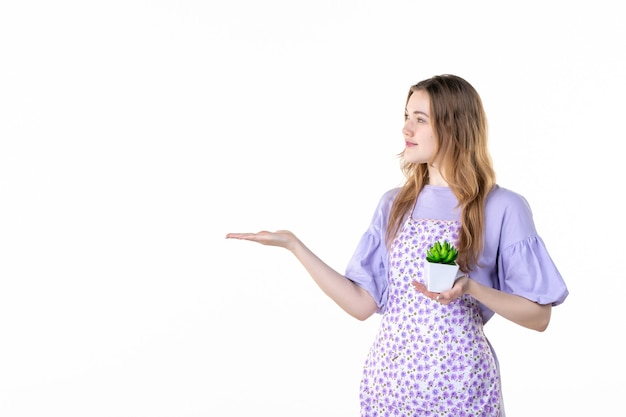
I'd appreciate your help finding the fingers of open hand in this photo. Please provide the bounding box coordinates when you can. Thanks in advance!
[225,230,292,248]
[411,281,440,300]
[411,281,452,304]
[225,232,259,240]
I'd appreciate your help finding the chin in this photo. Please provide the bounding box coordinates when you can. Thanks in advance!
[402,155,423,165]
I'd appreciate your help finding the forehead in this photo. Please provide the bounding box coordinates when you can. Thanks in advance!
[406,89,431,111]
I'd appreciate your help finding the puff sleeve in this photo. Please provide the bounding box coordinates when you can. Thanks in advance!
[344,189,398,314]
[483,187,569,308]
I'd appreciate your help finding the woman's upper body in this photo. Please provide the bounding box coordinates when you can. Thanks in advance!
[226,74,569,331]
[345,184,569,327]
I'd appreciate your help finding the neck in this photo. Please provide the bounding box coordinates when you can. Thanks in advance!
[427,167,448,187]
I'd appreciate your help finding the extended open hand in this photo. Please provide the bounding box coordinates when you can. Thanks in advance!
[225,230,298,251]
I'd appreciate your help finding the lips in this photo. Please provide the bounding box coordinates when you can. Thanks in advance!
[405,141,416,147]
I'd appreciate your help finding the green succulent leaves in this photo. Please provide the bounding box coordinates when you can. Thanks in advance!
[425,240,458,265]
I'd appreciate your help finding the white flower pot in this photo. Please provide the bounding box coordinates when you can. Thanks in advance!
[425,261,461,292]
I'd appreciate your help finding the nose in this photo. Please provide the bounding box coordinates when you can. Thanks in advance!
[402,119,413,138]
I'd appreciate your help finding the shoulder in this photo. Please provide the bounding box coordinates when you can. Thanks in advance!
[372,187,401,212]
[365,187,401,227]
[486,185,533,216]
[380,187,401,204]
[485,184,538,240]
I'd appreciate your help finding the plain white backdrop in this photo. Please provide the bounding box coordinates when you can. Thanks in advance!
[1,1,624,416]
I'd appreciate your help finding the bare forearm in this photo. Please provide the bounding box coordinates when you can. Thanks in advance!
[290,238,378,321]
[225,230,378,320]
[466,278,552,331]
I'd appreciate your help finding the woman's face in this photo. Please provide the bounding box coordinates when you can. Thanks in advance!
[402,89,437,166]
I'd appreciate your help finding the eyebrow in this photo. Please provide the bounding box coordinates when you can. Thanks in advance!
[405,109,430,118]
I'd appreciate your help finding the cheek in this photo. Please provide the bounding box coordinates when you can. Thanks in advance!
[423,138,437,155]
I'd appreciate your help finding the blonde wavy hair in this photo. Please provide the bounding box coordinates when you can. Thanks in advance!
[385,74,496,272]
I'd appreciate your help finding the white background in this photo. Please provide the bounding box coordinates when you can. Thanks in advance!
[1,1,624,416]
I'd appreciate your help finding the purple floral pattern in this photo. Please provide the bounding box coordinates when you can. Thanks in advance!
[359,218,500,417]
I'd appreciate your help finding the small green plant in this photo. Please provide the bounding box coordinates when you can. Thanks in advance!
[425,240,458,265]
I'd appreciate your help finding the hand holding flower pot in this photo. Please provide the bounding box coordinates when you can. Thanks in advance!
[424,240,462,292]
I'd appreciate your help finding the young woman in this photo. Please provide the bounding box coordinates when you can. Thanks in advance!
[226,74,568,416]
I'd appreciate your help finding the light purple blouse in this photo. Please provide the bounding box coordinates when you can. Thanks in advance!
[345,185,569,323]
